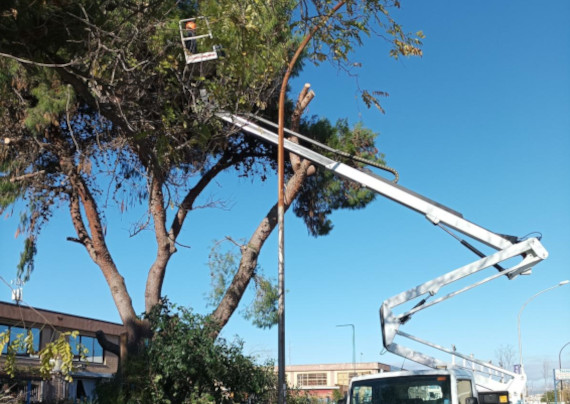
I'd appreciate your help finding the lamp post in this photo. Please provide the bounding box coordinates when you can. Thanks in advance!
[517,280,569,371]
[337,324,356,377]
[559,342,570,397]
[276,4,346,404]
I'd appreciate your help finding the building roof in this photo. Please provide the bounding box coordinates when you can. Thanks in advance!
[284,362,390,372]
[0,301,124,335]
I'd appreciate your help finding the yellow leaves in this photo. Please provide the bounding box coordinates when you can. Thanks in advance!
[24,329,36,355]
[0,331,10,356]
[391,39,423,59]
[0,329,80,382]
[38,331,79,382]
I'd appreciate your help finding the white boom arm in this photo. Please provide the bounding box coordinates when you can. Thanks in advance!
[380,236,546,398]
[217,112,548,398]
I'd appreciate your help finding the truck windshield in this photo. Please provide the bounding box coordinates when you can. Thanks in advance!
[350,375,452,404]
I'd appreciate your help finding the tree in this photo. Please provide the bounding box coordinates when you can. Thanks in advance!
[0,0,422,354]
[495,344,516,371]
[541,390,555,403]
[543,360,553,392]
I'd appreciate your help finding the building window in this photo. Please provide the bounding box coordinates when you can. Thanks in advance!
[337,371,372,386]
[69,334,104,364]
[297,373,328,387]
[0,324,40,357]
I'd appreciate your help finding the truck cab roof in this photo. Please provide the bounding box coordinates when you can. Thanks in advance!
[351,368,476,384]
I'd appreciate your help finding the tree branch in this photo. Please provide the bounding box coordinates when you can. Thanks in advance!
[95,330,120,357]
[209,158,313,334]
[8,170,46,183]
[144,174,172,312]
[0,52,81,68]
[169,152,236,241]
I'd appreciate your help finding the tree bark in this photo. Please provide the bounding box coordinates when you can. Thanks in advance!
[57,141,142,352]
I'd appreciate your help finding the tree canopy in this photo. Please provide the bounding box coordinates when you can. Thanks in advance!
[0,0,422,352]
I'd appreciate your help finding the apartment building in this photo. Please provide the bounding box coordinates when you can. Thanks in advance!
[285,362,391,401]
[0,301,124,402]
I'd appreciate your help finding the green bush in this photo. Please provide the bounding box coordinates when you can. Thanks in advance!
[95,300,277,403]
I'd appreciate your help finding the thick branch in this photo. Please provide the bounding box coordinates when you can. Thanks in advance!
[210,159,313,334]
[290,83,316,174]
[95,330,120,357]
[210,86,317,335]
[68,191,96,259]
[57,147,140,347]
[144,174,173,312]
[144,153,235,312]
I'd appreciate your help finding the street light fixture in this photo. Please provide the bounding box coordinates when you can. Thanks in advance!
[337,324,356,377]
[517,280,570,370]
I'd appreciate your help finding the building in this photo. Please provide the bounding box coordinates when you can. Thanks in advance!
[0,301,124,402]
[284,362,391,401]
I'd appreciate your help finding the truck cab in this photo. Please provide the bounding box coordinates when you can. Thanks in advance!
[347,369,479,404]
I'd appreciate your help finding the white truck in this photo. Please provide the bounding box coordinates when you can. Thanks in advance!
[347,368,494,404]
[216,112,548,404]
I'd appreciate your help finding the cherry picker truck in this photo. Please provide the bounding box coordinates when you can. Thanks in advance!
[216,112,548,404]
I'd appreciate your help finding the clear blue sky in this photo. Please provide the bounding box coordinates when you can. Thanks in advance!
[1,0,569,395]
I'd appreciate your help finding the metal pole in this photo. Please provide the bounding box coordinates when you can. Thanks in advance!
[337,324,356,376]
[559,342,570,401]
[554,369,559,404]
[277,3,346,403]
[517,280,569,403]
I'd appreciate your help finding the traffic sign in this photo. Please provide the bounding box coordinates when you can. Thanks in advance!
[554,369,570,381]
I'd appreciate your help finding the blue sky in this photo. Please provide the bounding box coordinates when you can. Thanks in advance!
[1,0,569,395]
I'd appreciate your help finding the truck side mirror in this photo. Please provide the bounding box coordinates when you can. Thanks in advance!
[466,397,479,404]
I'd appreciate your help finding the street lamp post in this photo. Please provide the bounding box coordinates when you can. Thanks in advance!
[559,342,570,398]
[276,4,346,403]
[517,280,569,402]
[337,324,356,377]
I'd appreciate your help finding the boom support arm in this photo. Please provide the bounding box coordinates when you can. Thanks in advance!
[380,237,547,369]
[217,112,548,397]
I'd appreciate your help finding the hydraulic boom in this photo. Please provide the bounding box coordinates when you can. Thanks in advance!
[217,111,548,401]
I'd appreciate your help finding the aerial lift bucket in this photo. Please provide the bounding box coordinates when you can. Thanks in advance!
[179,17,219,64]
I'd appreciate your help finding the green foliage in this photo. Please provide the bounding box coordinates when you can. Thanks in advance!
[333,388,346,403]
[207,242,240,307]
[16,236,36,281]
[208,240,279,329]
[0,0,420,349]
[25,79,71,133]
[300,0,423,65]
[96,300,277,404]
[294,118,383,236]
[242,276,279,329]
[541,390,556,402]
